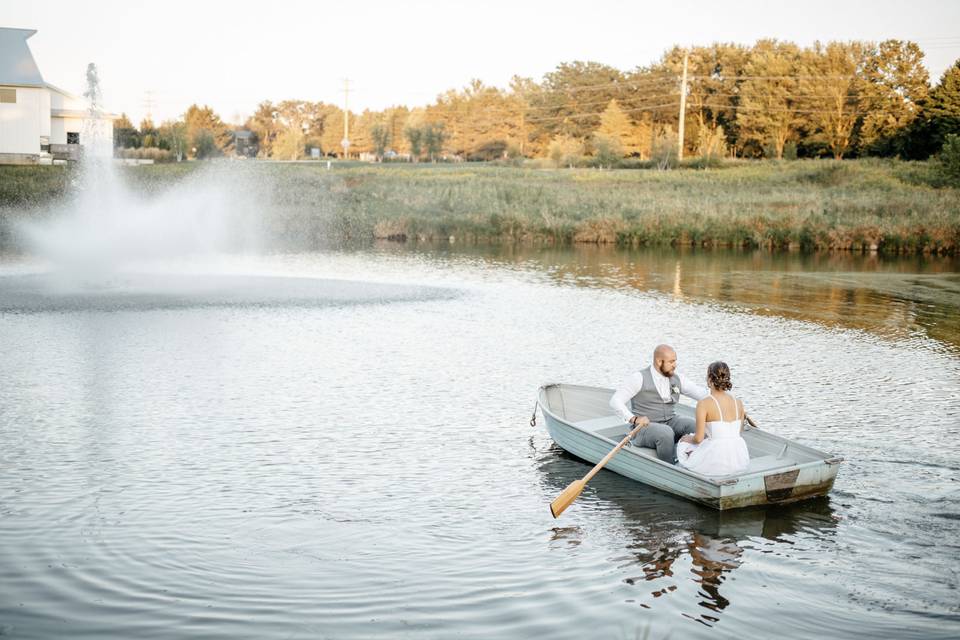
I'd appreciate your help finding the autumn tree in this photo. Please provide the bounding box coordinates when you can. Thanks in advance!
[272,127,305,160]
[593,99,641,157]
[548,134,583,168]
[320,108,348,157]
[183,104,232,158]
[430,80,521,159]
[530,61,626,142]
[508,76,539,157]
[383,106,410,154]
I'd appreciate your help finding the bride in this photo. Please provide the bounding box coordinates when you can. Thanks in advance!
[676,361,750,476]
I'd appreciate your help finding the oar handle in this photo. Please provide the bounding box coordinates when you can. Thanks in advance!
[744,414,759,429]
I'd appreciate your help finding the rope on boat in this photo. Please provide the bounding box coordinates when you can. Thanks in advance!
[530,400,539,427]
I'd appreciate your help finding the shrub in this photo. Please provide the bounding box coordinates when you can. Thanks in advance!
[548,135,584,168]
[938,134,960,187]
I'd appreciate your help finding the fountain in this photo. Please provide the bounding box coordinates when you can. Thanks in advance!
[3,64,449,311]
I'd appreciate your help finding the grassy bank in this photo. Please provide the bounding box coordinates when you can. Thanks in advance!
[2,159,958,254]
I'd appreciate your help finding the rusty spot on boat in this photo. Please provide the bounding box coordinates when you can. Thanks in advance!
[764,468,801,502]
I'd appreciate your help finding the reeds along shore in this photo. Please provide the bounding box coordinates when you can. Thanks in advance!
[1,159,958,255]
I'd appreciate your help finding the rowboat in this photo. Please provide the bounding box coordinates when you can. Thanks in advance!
[537,383,843,510]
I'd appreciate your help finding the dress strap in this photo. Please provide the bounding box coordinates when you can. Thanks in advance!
[731,393,739,421]
[709,394,724,422]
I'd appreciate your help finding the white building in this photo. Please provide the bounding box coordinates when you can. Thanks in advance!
[0,27,116,164]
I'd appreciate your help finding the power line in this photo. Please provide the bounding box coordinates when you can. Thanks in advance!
[525,102,680,124]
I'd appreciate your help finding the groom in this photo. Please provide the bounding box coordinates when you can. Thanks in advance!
[609,344,709,463]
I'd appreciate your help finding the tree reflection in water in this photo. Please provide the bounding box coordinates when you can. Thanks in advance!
[410,243,960,350]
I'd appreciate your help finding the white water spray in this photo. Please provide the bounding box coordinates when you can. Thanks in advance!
[18,64,262,282]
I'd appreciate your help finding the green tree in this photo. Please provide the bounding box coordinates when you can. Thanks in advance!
[798,41,868,159]
[139,117,158,148]
[736,40,802,159]
[647,44,750,158]
[423,122,446,161]
[938,133,960,186]
[924,60,960,151]
[591,134,621,168]
[370,122,391,160]
[245,101,279,158]
[113,113,140,149]
[859,40,929,155]
[405,125,423,161]
[158,120,187,161]
[192,130,217,159]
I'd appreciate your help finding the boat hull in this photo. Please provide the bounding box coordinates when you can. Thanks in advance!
[539,384,841,510]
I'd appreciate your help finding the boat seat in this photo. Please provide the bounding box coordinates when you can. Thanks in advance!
[573,416,661,458]
[574,415,628,433]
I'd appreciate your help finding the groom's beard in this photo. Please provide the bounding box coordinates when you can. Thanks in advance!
[657,363,675,377]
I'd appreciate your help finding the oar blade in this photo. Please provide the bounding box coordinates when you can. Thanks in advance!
[550,479,586,518]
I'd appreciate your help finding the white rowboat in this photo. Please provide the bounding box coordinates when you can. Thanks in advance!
[538,383,842,510]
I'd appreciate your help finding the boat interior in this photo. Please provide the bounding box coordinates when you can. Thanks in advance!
[542,383,827,477]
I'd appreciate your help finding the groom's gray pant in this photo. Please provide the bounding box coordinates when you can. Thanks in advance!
[633,415,696,463]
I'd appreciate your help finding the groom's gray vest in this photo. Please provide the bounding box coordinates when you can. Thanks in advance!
[630,367,681,424]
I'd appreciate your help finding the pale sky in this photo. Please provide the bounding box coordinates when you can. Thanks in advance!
[5,0,960,125]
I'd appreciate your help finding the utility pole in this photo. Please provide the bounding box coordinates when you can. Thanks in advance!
[677,51,688,163]
[142,90,156,124]
[341,78,350,159]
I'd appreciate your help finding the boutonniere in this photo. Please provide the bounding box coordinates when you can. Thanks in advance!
[671,384,680,395]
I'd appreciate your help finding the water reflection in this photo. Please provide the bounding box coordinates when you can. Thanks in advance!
[401,243,960,350]
[536,444,838,628]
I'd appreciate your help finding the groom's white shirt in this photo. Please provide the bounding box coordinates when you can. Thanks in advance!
[609,364,709,423]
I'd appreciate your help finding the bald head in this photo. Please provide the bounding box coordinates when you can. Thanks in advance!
[653,344,678,377]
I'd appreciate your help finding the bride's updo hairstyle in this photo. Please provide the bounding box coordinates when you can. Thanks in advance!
[707,361,733,391]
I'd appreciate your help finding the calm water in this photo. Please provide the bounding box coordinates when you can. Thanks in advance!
[1,246,959,639]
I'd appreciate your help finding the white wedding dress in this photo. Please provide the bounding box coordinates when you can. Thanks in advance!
[676,394,750,476]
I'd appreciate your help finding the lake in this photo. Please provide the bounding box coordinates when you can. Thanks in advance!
[1,245,958,639]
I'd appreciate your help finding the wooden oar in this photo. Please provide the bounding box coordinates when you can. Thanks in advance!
[744,414,759,429]
[550,423,644,518]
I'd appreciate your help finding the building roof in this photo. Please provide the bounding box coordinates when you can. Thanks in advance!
[0,28,44,87]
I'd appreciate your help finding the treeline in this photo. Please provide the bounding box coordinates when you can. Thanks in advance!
[113,104,233,162]
[114,39,960,164]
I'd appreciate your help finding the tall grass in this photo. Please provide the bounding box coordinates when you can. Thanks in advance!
[2,159,958,254]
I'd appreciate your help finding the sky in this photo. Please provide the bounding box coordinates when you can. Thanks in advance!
[5,0,960,126]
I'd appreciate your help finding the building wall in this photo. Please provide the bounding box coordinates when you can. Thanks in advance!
[0,85,41,155]
[39,89,51,139]
[50,117,85,145]
[50,116,65,144]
